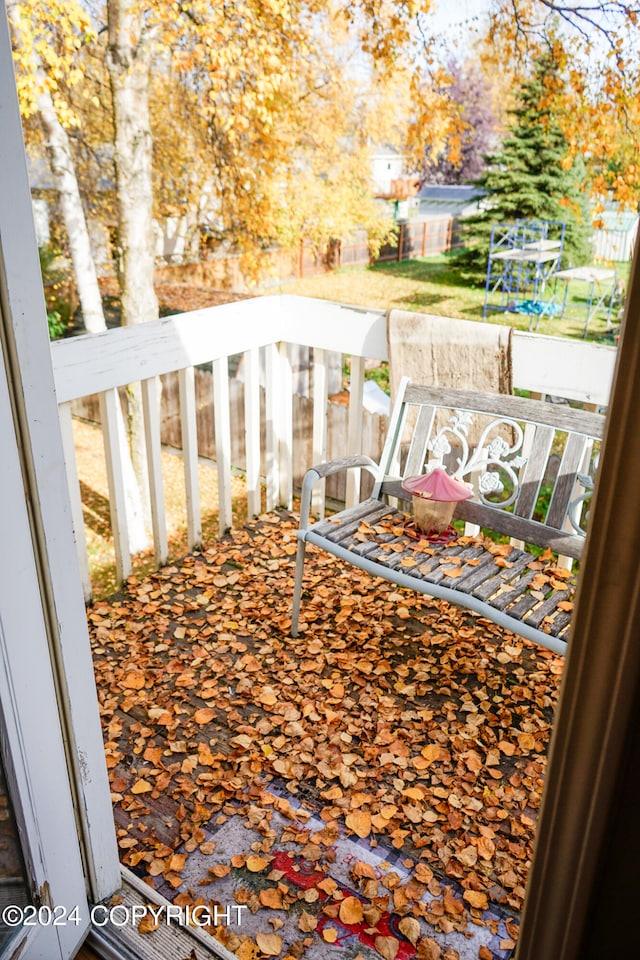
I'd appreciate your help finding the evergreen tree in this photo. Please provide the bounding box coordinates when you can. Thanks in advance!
[458,53,592,268]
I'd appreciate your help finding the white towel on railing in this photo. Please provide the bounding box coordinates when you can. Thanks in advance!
[387,310,512,401]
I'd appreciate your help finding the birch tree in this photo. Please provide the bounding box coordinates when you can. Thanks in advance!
[8,0,106,334]
[105,0,158,328]
[9,0,151,553]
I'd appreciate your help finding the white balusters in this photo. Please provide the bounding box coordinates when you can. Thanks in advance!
[178,366,202,551]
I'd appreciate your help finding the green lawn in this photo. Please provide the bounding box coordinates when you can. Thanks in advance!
[270,253,627,344]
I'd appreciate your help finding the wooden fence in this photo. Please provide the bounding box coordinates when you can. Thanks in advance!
[155,216,462,290]
[297,216,461,276]
[48,217,463,312]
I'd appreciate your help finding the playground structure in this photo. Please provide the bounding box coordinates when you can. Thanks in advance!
[483,218,619,337]
[483,219,566,322]
[551,265,618,338]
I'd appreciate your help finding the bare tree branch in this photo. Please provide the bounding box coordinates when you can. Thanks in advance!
[516,1,639,49]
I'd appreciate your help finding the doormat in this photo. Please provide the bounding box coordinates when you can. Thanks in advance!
[148,787,519,960]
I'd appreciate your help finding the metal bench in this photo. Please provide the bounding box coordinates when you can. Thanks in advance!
[291,378,605,655]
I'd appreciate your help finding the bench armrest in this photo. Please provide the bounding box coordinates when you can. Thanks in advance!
[299,455,379,531]
[309,455,378,479]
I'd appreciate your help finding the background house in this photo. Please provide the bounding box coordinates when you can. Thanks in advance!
[417,182,486,219]
[374,182,488,260]
[592,204,638,261]
[370,145,406,195]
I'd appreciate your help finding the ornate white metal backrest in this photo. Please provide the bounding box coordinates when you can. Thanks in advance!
[567,457,598,536]
[425,409,528,508]
[424,409,597,535]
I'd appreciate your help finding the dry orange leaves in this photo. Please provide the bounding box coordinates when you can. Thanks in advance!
[89,513,564,954]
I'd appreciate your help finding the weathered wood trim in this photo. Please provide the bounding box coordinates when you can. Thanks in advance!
[264,343,279,512]
[511,331,615,406]
[52,298,616,408]
[514,424,554,519]
[281,297,388,358]
[277,342,293,509]
[377,482,585,558]
[311,347,328,518]
[457,501,584,557]
[546,432,589,530]
[375,376,410,494]
[59,402,92,601]
[51,296,285,403]
[405,404,436,476]
[244,348,261,519]
[403,384,605,436]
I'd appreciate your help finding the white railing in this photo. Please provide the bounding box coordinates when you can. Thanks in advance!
[51,294,617,600]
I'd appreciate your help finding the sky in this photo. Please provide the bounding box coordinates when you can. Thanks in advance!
[429,0,491,34]
[428,0,491,56]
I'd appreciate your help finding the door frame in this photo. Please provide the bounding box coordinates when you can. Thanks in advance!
[0,6,120,956]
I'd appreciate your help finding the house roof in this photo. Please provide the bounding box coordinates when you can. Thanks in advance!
[415,184,486,216]
[417,183,486,202]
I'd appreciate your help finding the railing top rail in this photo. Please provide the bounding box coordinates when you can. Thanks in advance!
[50,294,616,407]
[50,295,390,403]
[51,296,281,404]
[511,331,615,407]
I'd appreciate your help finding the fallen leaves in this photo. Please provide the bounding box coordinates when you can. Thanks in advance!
[339,896,364,924]
[463,889,489,910]
[375,934,400,959]
[130,779,153,795]
[122,671,145,690]
[345,810,371,839]
[255,931,282,955]
[398,915,421,945]
[258,888,283,910]
[517,732,537,752]
[88,512,564,953]
[297,911,317,933]
[193,708,216,724]
[416,937,441,959]
[137,912,159,934]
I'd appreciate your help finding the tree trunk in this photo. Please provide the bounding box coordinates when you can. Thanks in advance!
[8,0,150,554]
[36,91,107,335]
[106,0,158,328]
[39,77,151,550]
[7,0,105,335]
[106,0,159,522]
[37,94,150,551]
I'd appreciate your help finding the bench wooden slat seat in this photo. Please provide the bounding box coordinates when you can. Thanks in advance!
[303,500,576,651]
[291,378,605,656]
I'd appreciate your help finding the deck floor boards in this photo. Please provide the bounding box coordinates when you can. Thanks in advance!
[88,512,564,949]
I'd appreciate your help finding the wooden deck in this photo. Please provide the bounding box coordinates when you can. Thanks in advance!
[88,512,564,955]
